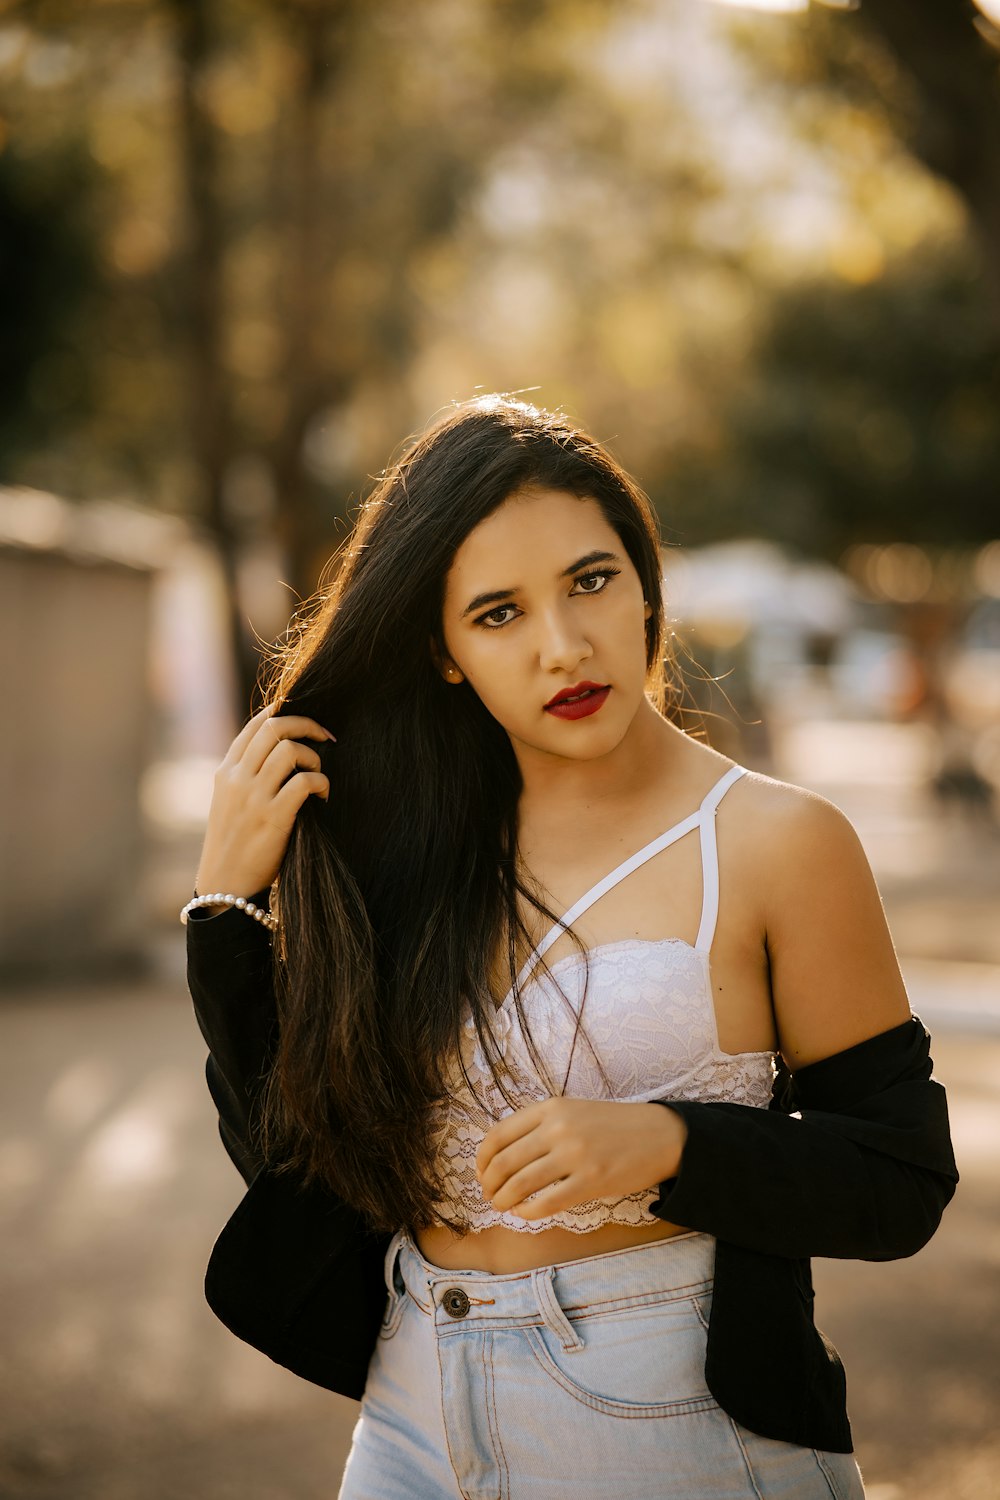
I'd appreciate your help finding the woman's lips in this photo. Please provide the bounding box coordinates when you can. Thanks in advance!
[544,686,611,720]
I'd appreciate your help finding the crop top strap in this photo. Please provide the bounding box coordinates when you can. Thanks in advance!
[504,763,748,1004]
[694,763,747,954]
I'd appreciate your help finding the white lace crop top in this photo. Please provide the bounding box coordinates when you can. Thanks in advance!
[428,764,778,1233]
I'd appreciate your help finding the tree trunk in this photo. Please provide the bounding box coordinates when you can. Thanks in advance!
[269,0,352,601]
[169,0,262,716]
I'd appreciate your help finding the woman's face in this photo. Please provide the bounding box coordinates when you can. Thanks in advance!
[437,486,654,763]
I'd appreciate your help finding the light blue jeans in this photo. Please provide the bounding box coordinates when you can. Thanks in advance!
[338,1228,866,1500]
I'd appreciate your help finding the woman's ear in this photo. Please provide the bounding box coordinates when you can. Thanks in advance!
[643,599,653,621]
[429,635,465,684]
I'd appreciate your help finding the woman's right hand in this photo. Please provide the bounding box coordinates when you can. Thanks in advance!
[194,703,335,903]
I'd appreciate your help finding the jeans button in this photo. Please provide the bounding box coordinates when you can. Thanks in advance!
[442,1286,471,1319]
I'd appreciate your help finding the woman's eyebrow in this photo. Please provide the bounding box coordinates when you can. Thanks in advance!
[459,550,622,619]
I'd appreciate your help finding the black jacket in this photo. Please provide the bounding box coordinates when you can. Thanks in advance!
[187,904,959,1454]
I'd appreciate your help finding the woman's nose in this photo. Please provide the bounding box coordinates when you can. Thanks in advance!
[537,609,593,674]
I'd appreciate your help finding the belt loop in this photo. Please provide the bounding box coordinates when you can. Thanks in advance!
[531,1266,584,1352]
[383,1228,407,1297]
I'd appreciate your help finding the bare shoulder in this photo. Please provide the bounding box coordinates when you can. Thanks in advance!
[713,763,862,889]
[725,766,912,1069]
[726,763,881,943]
[727,766,861,860]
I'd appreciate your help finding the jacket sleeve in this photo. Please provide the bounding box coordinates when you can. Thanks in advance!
[650,1014,959,1261]
[186,895,277,1186]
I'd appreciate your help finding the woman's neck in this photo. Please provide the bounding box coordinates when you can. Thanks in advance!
[514,702,691,838]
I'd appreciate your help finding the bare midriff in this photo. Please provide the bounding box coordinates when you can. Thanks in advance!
[415,1213,694,1275]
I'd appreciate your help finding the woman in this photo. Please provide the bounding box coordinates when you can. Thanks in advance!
[186,396,958,1499]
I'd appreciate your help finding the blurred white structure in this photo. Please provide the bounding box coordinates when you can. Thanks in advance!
[661,538,862,717]
[662,538,856,635]
[0,488,234,977]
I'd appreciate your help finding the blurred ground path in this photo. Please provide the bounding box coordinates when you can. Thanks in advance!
[0,963,355,1500]
[813,1029,1000,1500]
[2,716,998,1500]
[1,959,997,1500]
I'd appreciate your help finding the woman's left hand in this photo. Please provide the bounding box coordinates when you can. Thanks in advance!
[476,1098,688,1221]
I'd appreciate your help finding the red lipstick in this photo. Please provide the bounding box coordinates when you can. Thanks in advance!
[544,681,611,720]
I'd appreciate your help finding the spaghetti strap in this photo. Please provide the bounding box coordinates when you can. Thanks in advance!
[502,763,747,1006]
[694,763,746,953]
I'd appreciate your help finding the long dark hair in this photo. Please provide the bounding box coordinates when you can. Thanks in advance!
[261,396,676,1231]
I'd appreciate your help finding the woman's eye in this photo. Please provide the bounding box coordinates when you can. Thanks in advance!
[478,604,519,629]
[571,569,618,595]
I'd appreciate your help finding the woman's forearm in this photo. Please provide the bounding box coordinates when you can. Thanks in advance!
[187,900,278,1174]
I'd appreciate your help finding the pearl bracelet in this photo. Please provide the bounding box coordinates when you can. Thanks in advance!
[180,892,279,931]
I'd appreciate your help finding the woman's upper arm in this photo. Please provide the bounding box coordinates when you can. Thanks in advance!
[762,788,912,1072]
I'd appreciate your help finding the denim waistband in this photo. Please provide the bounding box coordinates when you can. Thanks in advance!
[384,1229,716,1347]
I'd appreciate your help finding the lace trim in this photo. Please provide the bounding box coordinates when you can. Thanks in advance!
[428,941,777,1234]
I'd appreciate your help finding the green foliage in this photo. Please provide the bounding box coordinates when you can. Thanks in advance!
[0,140,103,475]
[662,249,1000,558]
[0,0,996,584]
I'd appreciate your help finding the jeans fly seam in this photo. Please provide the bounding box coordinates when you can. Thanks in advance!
[435,1334,468,1500]
[486,1331,511,1499]
[475,1331,501,1500]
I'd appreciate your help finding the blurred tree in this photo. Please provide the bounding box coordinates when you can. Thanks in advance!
[168,0,259,704]
[0,0,189,500]
[665,249,1000,557]
[265,0,352,601]
[1,0,599,708]
[1,0,996,722]
[681,0,1000,558]
[0,139,101,472]
[855,0,1000,328]
[723,1,1000,327]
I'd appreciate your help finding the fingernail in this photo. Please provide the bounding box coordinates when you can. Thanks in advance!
[324,730,337,741]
